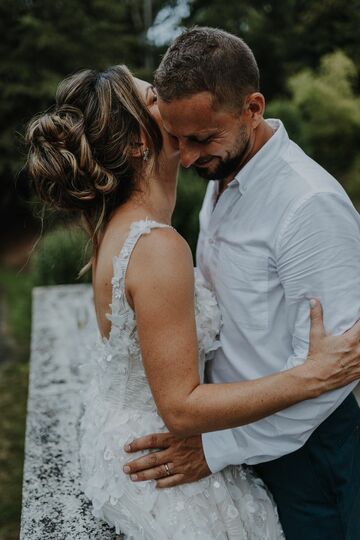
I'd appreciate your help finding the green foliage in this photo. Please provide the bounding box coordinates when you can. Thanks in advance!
[173,168,207,258]
[345,155,360,206]
[0,269,31,540]
[181,0,360,100]
[0,360,28,540]
[265,100,310,153]
[0,226,91,349]
[267,51,360,203]
[288,51,360,178]
[31,227,92,286]
[0,268,33,346]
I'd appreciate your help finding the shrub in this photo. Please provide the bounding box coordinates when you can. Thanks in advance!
[173,168,207,258]
[29,169,207,285]
[265,100,310,153]
[31,226,91,286]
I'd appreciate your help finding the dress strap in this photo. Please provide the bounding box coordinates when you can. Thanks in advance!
[107,219,173,327]
[112,219,173,285]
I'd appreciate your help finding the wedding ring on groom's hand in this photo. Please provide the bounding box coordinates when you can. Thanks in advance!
[164,463,171,476]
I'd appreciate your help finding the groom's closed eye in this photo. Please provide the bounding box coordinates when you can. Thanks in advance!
[186,135,213,145]
[197,136,213,144]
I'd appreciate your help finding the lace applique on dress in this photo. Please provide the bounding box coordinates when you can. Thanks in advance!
[80,219,284,540]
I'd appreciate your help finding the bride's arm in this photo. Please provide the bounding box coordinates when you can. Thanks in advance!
[128,228,360,438]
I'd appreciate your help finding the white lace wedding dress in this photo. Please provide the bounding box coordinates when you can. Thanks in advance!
[80,220,284,540]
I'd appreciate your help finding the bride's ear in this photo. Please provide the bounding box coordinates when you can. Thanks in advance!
[131,131,149,161]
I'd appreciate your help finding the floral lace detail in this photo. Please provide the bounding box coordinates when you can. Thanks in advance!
[80,220,284,540]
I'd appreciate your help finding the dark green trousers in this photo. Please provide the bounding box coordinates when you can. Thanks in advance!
[254,394,360,540]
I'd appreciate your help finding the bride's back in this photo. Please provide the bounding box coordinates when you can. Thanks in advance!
[92,212,135,339]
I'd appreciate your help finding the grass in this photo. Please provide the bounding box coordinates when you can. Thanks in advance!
[0,361,29,540]
[0,268,33,346]
[0,267,33,540]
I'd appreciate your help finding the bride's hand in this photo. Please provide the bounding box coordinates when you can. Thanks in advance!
[305,299,360,393]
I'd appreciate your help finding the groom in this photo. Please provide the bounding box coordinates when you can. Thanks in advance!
[123,27,360,539]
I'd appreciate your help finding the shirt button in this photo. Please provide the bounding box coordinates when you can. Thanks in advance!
[208,238,215,245]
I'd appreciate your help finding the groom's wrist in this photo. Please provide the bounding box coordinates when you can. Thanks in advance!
[294,364,324,399]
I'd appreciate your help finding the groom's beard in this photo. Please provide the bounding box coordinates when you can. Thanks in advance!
[193,127,250,181]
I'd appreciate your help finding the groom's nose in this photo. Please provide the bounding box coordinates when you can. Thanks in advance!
[178,141,200,168]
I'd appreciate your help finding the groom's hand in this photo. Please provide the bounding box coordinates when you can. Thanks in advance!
[122,432,211,488]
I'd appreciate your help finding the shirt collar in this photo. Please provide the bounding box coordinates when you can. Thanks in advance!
[228,119,289,194]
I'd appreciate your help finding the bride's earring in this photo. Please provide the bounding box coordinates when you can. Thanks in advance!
[142,147,149,161]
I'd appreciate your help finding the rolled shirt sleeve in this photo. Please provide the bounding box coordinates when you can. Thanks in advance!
[202,191,360,472]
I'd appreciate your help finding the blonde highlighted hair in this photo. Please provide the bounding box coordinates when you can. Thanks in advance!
[25,65,162,273]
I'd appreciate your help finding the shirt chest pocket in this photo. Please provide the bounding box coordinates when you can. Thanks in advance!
[217,245,269,330]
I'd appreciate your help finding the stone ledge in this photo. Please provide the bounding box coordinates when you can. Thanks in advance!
[20,284,123,539]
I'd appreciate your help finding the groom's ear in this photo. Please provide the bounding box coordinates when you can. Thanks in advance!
[244,93,265,128]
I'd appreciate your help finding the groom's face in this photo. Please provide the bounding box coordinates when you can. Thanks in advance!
[157,91,251,181]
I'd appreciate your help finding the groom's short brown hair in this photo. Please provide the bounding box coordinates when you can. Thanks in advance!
[154,27,260,112]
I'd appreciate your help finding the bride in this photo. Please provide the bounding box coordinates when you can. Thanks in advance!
[25,65,360,539]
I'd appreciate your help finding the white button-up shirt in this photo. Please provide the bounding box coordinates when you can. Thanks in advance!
[197,119,360,472]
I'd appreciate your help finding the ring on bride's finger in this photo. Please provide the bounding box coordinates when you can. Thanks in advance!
[164,463,171,476]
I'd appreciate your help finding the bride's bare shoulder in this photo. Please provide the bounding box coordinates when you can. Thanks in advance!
[134,225,191,259]
[127,226,194,291]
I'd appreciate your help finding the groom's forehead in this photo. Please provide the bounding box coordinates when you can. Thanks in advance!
[162,116,218,139]
[158,94,227,136]
[158,91,213,115]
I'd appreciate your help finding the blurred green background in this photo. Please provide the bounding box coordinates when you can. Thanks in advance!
[1,1,360,538]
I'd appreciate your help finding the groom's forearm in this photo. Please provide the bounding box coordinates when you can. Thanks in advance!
[202,379,357,472]
[167,365,320,438]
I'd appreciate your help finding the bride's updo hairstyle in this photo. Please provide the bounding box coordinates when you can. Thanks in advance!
[25,65,162,260]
